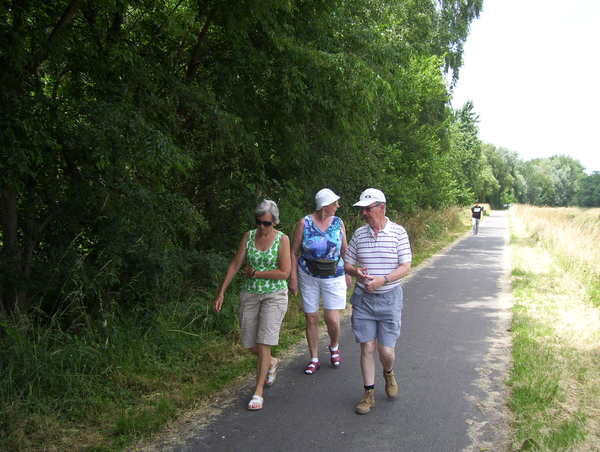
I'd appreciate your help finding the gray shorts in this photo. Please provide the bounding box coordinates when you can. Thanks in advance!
[239,288,288,348]
[350,285,403,348]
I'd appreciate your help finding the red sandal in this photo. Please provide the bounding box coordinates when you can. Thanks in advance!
[304,361,320,374]
[329,345,341,367]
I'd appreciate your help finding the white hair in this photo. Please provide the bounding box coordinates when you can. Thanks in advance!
[255,199,279,223]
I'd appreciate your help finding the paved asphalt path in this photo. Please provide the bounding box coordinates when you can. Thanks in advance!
[139,210,513,452]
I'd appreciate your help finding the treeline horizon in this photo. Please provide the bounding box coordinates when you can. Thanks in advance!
[1,0,598,321]
[466,138,599,209]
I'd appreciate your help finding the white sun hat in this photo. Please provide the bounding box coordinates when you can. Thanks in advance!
[315,188,341,210]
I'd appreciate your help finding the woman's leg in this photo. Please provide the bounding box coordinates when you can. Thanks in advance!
[248,343,271,404]
[323,308,340,349]
[305,311,320,359]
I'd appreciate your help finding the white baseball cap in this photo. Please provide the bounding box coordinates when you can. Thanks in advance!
[353,188,386,207]
[315,188,340,210]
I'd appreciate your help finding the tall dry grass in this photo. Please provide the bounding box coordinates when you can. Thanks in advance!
[513,205,600,306]
[509,205,600,451]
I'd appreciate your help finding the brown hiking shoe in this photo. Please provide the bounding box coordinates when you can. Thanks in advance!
[355,388,375,414]
[384,370,398,399]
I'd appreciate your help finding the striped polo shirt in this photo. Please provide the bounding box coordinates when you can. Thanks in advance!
[346,217,412,293]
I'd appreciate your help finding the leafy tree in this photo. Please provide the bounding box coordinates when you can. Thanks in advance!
[482,144,521,208]
[1,1,203,315]
[549,155,586,206]
[1,0,483,318]
[576,172,600,207]
[447,100,483,203]
[473,151,500,204]
[519,156,585,206]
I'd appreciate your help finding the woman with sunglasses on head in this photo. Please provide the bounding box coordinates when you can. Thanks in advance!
[213,199,291,411]
[289,189,351,375]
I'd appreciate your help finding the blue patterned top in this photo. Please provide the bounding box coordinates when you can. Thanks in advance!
[299,215,345,279]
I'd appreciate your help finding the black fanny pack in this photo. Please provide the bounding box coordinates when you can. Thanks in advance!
[304,257,340,276]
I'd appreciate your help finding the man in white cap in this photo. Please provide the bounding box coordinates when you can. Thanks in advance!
[344,188,412,414]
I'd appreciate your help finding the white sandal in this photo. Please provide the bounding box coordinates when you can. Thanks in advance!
[265,358,281,386]
[247,394,263,410]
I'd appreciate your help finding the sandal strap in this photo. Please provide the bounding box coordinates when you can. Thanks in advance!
[304,361,320,374]
[247,394,263,410]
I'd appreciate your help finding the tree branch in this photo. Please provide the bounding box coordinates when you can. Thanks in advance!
[185,7,216,84]
[30,0,83,73]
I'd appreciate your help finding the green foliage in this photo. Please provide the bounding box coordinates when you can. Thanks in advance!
[0,293,257,450]
[519,155,586,207]
[481,144,520,208]
[1,0,211,317]
[447,100,484,203]
[575,171,600,207]
[114,398,179,437]
[1,0,484,318]
[460,140,587,209]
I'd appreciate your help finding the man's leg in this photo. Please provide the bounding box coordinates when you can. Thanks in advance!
[360,340,377,385]
[378,343,398,398]
[356,339,377,414]
[377,342,395,371]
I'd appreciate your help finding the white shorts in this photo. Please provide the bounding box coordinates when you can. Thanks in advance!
[298,269,347,313]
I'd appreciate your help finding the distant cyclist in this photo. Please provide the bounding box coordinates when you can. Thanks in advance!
[471,202,484,235]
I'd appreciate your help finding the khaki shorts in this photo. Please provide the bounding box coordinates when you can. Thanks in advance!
[239,288,288,348]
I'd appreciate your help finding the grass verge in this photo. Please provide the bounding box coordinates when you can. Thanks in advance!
[508,205,600,451]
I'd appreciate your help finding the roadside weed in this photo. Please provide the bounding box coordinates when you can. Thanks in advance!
[509,206,600,451]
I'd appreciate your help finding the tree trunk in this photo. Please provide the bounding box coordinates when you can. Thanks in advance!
[1,183,27,314]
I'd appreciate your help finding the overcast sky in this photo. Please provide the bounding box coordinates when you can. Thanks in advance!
[451,0,600,174]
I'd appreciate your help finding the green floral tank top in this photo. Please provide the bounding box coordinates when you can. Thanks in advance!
[243,229,288,294]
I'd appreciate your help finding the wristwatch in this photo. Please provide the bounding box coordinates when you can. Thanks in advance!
[383,275,389,285]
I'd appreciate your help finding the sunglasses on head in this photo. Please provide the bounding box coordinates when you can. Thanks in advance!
[255,218,273,227]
